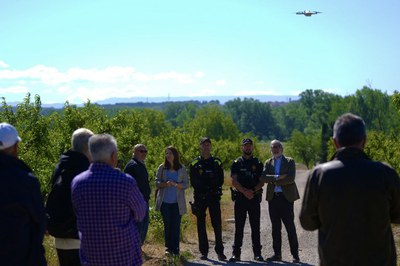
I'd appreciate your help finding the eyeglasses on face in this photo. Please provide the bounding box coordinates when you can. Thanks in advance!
[139,150,148,153]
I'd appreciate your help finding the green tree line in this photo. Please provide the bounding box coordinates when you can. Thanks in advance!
[1,86,400,197]
[0,94,255,195]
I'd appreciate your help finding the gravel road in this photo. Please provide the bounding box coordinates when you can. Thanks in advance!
[185,169,319,266]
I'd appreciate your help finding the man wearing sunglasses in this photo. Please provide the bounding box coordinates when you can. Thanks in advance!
[124,143,150,245]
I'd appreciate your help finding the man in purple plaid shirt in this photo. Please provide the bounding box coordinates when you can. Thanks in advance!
[72,134,146,266]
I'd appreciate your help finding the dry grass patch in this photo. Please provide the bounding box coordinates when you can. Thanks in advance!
[142,241,196,266]
[44,235,58,266]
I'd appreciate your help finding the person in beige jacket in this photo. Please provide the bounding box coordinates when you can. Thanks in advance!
[262,139,300,263]
[155,145,188,256]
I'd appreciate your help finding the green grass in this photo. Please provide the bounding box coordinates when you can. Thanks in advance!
[43,235,58,266]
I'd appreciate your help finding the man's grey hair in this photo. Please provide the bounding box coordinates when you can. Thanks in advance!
[133,143,146,153]
[71,128,94,154]
[89,134,117,163]
[271,139,283,149]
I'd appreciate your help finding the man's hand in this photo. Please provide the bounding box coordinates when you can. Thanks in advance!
[254,181,264,191]
[243,188,254,200]
[166,180,178,187]
[263,176,276,184]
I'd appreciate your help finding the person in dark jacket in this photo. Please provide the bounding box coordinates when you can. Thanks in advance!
[300,113,400,266]
[46,128,94,266]
[0,122,47,266]
[229,138,264,262]
[190,137,226,261]
[124,143,151,245]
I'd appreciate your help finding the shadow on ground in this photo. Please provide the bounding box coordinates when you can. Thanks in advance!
[184,258,314,266]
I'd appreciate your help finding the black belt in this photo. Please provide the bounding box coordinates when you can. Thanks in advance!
[274,192,283,196]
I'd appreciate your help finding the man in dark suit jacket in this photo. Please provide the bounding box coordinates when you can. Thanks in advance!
[262,139,300,263]
[300,113,400,266]
[124,143,151,246]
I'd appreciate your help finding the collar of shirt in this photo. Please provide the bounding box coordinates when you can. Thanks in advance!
[133,157,145,165]
[241,155,254,161]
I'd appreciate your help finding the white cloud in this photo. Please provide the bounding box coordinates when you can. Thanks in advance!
[0,85,29,94]
[65,86,105,103]
[216,79,226,86]
[0,64,210,102]
[57,86,73,94]
[66,66,151,83]
[0,65,65,85]
[195,72,205,78]
[63,84,153,103]
[0,61,9,68]
[0,64,201,85]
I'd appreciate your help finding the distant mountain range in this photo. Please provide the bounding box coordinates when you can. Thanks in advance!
[11,95,300,109]
[96,95,299,105]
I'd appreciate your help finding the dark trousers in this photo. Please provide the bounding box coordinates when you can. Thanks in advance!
[161,202,181,254]
[195,197,224,255]
[138,202,150,245]
[56,248,81,266]
[268,193,299,258]
[233,195,262,256]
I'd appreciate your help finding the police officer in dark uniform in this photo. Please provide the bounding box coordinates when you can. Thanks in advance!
[229,138,264,262]
[190,137,226,261]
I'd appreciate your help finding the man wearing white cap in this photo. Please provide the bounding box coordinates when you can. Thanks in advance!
[0,122,47,265]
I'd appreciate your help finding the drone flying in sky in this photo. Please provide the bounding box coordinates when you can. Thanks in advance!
[296,10,322,17]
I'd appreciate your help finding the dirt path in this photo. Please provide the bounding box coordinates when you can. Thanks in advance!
[185,169,319,266]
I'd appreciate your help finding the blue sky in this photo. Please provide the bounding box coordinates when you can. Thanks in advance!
[1,0,399,104]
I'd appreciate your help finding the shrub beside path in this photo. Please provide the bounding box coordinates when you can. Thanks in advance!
[185,169,319,265]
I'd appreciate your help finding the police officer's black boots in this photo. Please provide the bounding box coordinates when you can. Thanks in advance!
[253,245,264,261]
[229,249,241,262]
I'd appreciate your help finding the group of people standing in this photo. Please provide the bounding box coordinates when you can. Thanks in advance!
[229,137,300,263]
[1,112,400,266]
[153,135,300,263]
[47,131,147,266]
